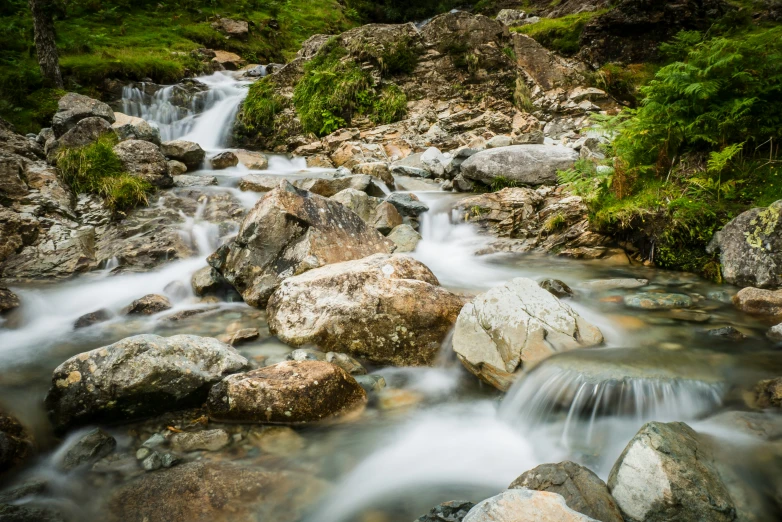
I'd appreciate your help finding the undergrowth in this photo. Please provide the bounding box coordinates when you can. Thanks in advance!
[512,11,606,56]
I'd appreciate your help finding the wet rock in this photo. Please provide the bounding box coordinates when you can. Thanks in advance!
[173,174,217,187]
[707,201,782,289]
[208,182,393,307]
[733,287,782,316]
[211,50,246,71]
[211,17,249,40]
[0,287,20,314]
[387,224,421,253]
[461,145,579,186]
[167,159,187,175]
[510,461,623,522]
[326,352,366,375]
[705,410,782,440]
[354,374,386,393]
[623,293,692,310]
[122,294,172,315]
[247,426,304,456]
[385,192,429,217]
[141,451,162,471]
[58,428,116,471]
[210,151,238,170]
[754,377,782,409]
[540,279,574,298]
[354,161,394,187]
[0,504,65,522]
[417,500,476,522]
[112,112,161,145]
[207,360,367,424]
[113,139,173,188]
[105,460,326,522]
[607,421,736,522]
[234,149,268,170]
[221,328,260,346]
[707,326,747,341]
[580,278,648,291]
[240,173,375,198]
[453,277,603,391]
[768,324,782,342]
[52,92,115,137]
[330,187,381,222]
[45,334,249,431]
[372,201,403,234]
[0,408,33,476]
[191,266,231,297]
[170,429,230,452]
[666,309,711,323]
[160,140,206,169]
[57,116,113,149]
[267,254,464,366]
[287,348,326,362]
[463,489,598,522]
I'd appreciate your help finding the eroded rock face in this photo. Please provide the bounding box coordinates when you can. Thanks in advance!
[452,277,603,391]
[207,360,367,424]
[463,489,599,522]
[708,201,782,289]
[510,461,623,522]
[607,421,736,522]
[160,140,205,169]
[45,334,249,431]
[461,145,579,186]
[267,254,464,366]
[208,182,393,307]
[113,140,173,188]
[52,93,115,138]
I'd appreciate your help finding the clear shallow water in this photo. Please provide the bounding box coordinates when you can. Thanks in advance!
[2,73,782,522]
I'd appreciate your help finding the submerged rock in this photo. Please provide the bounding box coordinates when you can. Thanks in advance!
[209,182,393,307]
[160,140,205,169]
[463,489,598,522]
[733,287,782,316]
[57,428,116,471]
[623,293,692,310]
[607,421,736,522]
[460,145,579,186]
[510,461,623,522]
[206,360,367,424]
[45,334,249,431]
[452,278,603,391]
[754,377,782,409]
[267,254,464,366]
[170,429,230,452]
[579,278,648,291]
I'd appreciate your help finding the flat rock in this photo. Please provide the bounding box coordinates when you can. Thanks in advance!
[122,294,172,315]
[461,145,579,186]
[170,429,230,452]
[733,287,782,316]
[173,174,218,187]
[623,293,692,310]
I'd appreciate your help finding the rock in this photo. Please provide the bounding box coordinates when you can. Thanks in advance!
[0,408,33,476]
[330,187,381,223]
[580,278,648,291]
[112,112,161,145]
[211,17,249,40]
[623,293,692,310]
[141,451,162,471]
[52,92,115,137]
[240,173,375,198]
[57,116,113,149]
[463,489,599,522]
[44,334,249,431]
[73,309,111,328]
[0,504,65,522]
[607,421,736,522]
[453,174,475,192]
[768,324,782,342]
[707,201,782,289]
[173,174,218,187]
[354,374,386,393]
[0,287,20,314]
[170,429,230,452]
[208,182,393,307]
[421,147,449,177]
[288,348,327,362]
[113,139,173,188]
[267,254,464,366]
[211,50,246,71]
[354,161,394,187]
[122,294,172,315]
[222,328,260,346]
[486,135,513,148]
[160,140,205,169]
[510,461,623,522]
[452,277,603,391]
[234,149,268,170]
[540,279,574,298]
[105,460,325,522]
[496,9,531,26]
[384,192,429,217]
[733,287,782,316]
[167,160,187,175]
[705,410,782,440]
[754,377,782,409]
[417,500,476,522]
[372,201,403,234]
[247,426,305,456]
[461,145,579,186]
[210,151,238,170]
[708,326,747,341]
[191,266,231,297]
[58,428,116,471]
[387,224,421,253]
[326,352,366,375]
[206,360,367,424]
[392,164,430,178]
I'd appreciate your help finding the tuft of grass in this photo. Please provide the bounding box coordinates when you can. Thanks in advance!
[371,84,408,124]
[241,77,288,131]
[512,11,606,55]
[491,176,519,192]
[100,174,154,213]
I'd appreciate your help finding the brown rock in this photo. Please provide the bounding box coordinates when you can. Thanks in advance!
[0,408,33,476]
[0,287,20,314]
[211,50,246,71]
[209,151,239,170]
[234,149,268,169]
[211,18,249,40]
[372,201,403,234]
[733,287,782,317]
[113,139,173,188]
[122,294,172,315]
[754,377,782,409]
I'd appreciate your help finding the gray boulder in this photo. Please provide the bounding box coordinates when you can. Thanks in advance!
[461,145,579,186]
[160,140,205,170]
[385,192,429,217]
[57,116,113,150]
[52,93,115,138]
[387,223,421,252]
[44,334,249,431]
[463,489,599,522]
[208,182,393,307]
[608,421,736,522]
[210,151,238,170]
[113,140,173,188]
[112,113,161,145]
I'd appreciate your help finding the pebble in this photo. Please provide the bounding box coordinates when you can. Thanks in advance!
[539,279,574,298]
[354,374,387,393]
[580,278,648,291]
[141,452,162,471]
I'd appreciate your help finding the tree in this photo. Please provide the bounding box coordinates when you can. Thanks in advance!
[28,0,63,89]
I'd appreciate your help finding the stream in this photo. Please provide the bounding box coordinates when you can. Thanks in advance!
[1,71,781,521]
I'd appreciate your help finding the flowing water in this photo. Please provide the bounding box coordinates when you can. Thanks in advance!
[2,71,782,521]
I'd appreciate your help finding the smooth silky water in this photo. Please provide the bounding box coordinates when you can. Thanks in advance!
[2,72,781,522]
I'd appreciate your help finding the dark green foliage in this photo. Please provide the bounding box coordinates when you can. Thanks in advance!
[512,11,606,56]
[344,0,464,23]
[241,77,287,131]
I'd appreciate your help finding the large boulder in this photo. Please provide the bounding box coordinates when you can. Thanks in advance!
[708,201,782,289]
[607,421,736,522]
[208,182,393,307]
[44,334,249,431]
[510,461,623,522]
[234,149,268,170]
[461,145,579,186]
[160,140,205,169]
[267,254,464,366]
[51,93,115,138]
[206,360,367,424]
[113,139,173,188]
[0,408,33,476]
[463,489,599,522]
[732,287,782,316]
[452,277,603,391]
[112,112,161,145]
[57,116,113,150]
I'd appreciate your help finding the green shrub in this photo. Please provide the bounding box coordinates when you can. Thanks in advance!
[513,11,605,56]
[371,84,408,124]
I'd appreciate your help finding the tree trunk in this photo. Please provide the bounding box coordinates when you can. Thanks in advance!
[28,0,63,89]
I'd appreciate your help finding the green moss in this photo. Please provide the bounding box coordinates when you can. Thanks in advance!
[100,174,154,213]
[241,77,287,131]
[512,11,606,55]
[371,84,408,125]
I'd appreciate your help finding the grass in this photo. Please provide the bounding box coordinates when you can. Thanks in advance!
[512,10,606,56]
[241,76,288,132]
